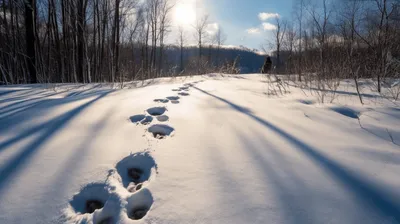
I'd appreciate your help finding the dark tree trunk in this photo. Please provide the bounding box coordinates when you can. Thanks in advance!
[77,0,85,83]
[25,0,37,83]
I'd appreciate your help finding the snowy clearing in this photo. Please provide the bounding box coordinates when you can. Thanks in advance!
[0,74,399,224]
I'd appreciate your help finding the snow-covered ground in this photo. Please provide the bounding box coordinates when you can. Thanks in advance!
[0,74,399,224]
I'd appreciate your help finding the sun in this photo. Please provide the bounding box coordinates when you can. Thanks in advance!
[174,3,196,26]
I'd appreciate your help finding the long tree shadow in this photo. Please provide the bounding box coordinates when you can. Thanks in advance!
[0,89,114,132]
[193,86,400,222]
[0,91,113,197]
[293,84,378,99]
[236,130,321,224]
[0,89,27,98]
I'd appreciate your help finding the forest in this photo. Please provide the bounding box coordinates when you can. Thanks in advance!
[0,0,267,85]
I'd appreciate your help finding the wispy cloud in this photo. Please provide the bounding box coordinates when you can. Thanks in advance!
[246,12,278,34]
[262,22,276,30]
[246,28,261,34]
[258,12,279,21]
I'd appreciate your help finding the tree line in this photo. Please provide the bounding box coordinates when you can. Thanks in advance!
[0,0,245,85]
[269,0,400,102]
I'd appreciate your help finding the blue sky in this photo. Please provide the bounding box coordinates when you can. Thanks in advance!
[208,0,294,50]
[194,0,294,51]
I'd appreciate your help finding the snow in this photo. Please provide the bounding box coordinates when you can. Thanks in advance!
[0,74,400,224]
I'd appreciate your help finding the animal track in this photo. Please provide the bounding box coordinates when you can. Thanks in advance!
[126,188,154,220]
[156,115,169,122]
[127,183,143,193]
[178,92,190,96]
[130,115,153,125]
[130,115,146,124]
[141,116,153,125]
[146,107,167,116]
[166,96,180,101]
[148,124,175,139]
[154,98,169,103]
[97,217,113,224]
[86,200,104,213]
[63,151,158,222]
[69,183,110,214]
[116,152,158,188]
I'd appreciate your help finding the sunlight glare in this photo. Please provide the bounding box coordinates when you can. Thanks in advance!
[174,3,196,26]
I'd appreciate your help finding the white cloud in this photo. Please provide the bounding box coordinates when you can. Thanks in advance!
[246,28,260,34]
[262,22,276,30]
[258,12,279,21]
[206,23,219,35]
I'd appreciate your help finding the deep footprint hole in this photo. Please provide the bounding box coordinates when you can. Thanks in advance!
[86,200,104,213]
[126,188,154,221]
[128,167,144,184]
[97,217,113,224]
[69,183,110,214]
[146,107,167,116]
[129,207,150,220]
[116,152,158,188]
[148,124,175,139]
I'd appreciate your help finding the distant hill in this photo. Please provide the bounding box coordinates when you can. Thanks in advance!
[161,45,268,74]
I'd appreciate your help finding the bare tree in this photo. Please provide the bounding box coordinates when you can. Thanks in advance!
[25,0,37,83]
[339,0,364,104]
[284,22,296,76]
[177,26,186,72]
[158,0,174,76]
[294,0,305,81]
[213,27,227,66]
[273,17,287,73]
[194,15,209,59]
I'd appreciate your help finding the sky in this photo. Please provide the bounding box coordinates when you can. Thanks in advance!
[170,0,295,51]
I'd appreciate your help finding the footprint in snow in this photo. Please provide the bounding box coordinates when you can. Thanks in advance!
[146,106,167,116]
[148,124,175,139]
[178,92,190,96]
[115,152,158,189]
[172,88,180,91]
[129,115,153,125]
[156,115,169,122]
[68,183,110,214]
[171,100,179,104]
[154,98,169,103]
[62,182,124,224]
[126,188,154,220]
[166,96,180,101]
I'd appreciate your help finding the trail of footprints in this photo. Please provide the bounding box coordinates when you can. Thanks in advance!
[63,152,157,223]
[63,82,198,223]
